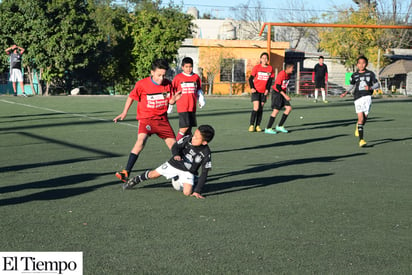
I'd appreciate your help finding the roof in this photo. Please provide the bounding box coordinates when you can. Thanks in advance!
[379,59,412,77]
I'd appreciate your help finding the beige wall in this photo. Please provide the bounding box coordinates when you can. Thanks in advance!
[194,39,289,95]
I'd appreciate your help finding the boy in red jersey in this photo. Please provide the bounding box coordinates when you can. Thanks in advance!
[248,52,274,132]
[113,59,182,182]
[170,57,205,141]
[265,63,294,134]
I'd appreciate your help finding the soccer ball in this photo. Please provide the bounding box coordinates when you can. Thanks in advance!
[70,88,80,95]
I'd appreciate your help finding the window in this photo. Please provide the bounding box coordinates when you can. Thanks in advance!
[220,59,246,82]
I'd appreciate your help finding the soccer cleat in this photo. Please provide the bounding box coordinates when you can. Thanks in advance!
[115,169,129,183]
[122,176,141,190]
[275,125,288,133]
[323,100,328,103]
[359,139,367,147]
[314,99,318,103]
[264,128,277,134]
[248,125,255,132]
[354,123,359,137]
[255,125,262,132]
[22,93,28,97]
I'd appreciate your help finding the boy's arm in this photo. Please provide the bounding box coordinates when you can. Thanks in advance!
[249,75,256,91]
[191,168,209,199]
[18,46,25,54]
[113,97,134,122]
[265,77,273,93]
[5,45,15,54]
[276,83,291,101]
[340,85,354,98]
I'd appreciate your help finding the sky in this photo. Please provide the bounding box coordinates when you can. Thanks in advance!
[180,0,357,21]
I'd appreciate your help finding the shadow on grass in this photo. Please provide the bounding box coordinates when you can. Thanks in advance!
[0,173,117,206]
[0,110,112,123]
[288,117,393,132]
[1,157,109,173]
[204,173,333,196]
[214,134,348,154]
[138,153,366,196]
[367,136,412,147]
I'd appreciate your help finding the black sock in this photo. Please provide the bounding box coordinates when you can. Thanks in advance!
[256,109,263,126]
[358,124,364,139]
[139,170,150,181]
[266,116,275,129]
[278,114,288,127]
[125,153,138,173]
[250,110,257,125]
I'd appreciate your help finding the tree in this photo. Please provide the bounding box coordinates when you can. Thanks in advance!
[89,1,134,93]
[374,0,412,49]
[319,5,386,69]
[128,0,193,80]
[272,0,320,50]
[319,0,411,70]
[0,0,100,95]
[230,0,267,40]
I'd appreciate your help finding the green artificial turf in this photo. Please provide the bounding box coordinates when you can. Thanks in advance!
[1,95,411,274]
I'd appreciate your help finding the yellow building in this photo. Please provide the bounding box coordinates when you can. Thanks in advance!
[193,38,290,95]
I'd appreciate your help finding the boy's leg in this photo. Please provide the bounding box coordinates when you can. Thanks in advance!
[177,127,188,141]
[19,81,26,96]
[255,101,264,131]
[116,133,149,182]
[321,88,326,102]
[276,105,292,132]
[265,109,279,134]
[314,89,318,101]
[164,137,176,150]
[182,183,193,196]
[357,112,367,147]
[12,82,17,95]
[123,170,161,190]
[249,100,260,131]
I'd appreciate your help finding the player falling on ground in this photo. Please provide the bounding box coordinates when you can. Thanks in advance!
[123,125,214,199]
[170,57,205,141]
[113,59,182,182]
[248,52,274,132]
[340,55,379,147]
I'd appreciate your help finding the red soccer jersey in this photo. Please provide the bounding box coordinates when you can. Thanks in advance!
[172,72,201,113]
[129,77,172,120]
[272,70,290,93]
[251,64,274,93]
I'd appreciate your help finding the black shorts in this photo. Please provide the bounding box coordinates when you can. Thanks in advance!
[251,92,267,103]
[178,112,197,128]
[271,91,290,110]
[315,78,326,89]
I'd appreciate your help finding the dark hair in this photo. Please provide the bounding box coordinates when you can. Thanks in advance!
[198,125,215,143]
[285,63,294,69]
[260,52,269,59]
[151,59,169,71]
[357,55,368,66]
[319,56,324,59]
[181,57,193,66]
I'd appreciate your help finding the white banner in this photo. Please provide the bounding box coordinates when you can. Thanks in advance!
[0,252,83,275]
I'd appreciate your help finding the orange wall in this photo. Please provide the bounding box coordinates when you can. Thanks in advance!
[195,39,289,95]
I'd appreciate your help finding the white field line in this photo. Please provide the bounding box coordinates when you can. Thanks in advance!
[0,99,138,128]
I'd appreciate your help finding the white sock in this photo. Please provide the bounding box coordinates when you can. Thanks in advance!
[314,90,318,99]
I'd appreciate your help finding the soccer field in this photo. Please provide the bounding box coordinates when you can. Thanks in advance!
[1,95,411,274]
